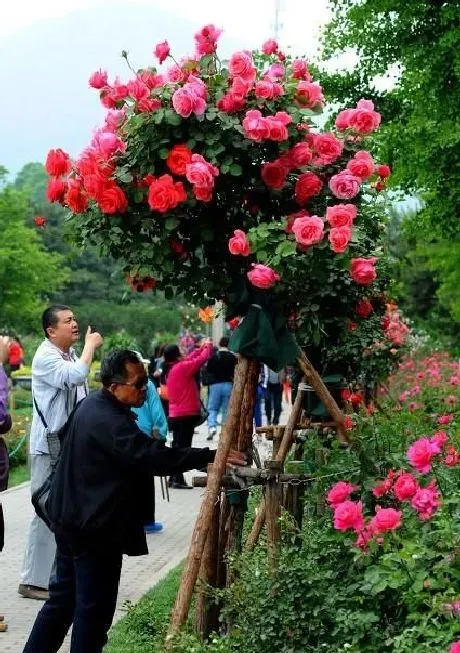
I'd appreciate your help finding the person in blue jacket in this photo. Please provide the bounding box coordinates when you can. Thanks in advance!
[131,378,168,533]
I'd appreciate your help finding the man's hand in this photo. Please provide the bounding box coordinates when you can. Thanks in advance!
[85,326,103,351]
[0,336,10,366]
[227,449,247,466]
[201,338,213,348]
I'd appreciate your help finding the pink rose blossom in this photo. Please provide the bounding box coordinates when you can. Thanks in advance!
[291,59,311,80]
[406,437,438,474]
[104,109,126,131]
[292,215,324,247]
[349,104,381,135]
[335,108,354,131]
[185,153,219,190]
[326,481,359,508]
[242,110,270,142]
[294,172,323,205]
[194,24,222,56]
[329,226,352,253]
[312,133,344,165]
[166,64,186,84]
[247,264,280,289]
[329,170,361,200]
[350,258,378,286]
[140,70,164,89]
[127,79,149,101]
[172,85,207,118]
[289,142,313,168]
[137,97,161,113]
[325,204,358,228]
[411,481,440,520]
[357,99,375,111]
[254,80,284,100]
[89,69,108,89]
[262,38,278,55]
[450,642,460,653]
[444,446,460,467]
[393,472,419,501]
[91,130,126,160]
[438,414,453,425]
[333,500,364,532]
[228,229,250,256]
[154,40,170,64]
[430,430,449,452]
[229,51,256,82]
[295,81,325,109]
[111,78,129,101]
[266,116,289,141]
[370,506,402,533]
[266,62,285,81]
[347,151,375,180]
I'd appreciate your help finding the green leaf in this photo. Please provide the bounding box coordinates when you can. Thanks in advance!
[275,240,297,258]
[164,110,181,126]
[229,164,243,176]
[164,217,179,231]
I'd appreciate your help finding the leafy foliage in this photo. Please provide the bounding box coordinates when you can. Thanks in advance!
[320,0,460,340]
[0,168,68,332]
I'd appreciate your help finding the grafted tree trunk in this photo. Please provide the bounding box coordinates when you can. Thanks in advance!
[167,357,250,642]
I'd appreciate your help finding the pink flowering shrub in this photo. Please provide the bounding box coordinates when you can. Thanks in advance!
[44,24,390,321]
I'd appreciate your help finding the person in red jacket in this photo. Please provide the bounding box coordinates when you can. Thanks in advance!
[164,339,213,489]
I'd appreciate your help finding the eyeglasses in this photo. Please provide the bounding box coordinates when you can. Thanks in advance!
[113,377,148,390]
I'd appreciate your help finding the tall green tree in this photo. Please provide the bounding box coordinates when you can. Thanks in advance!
[320,0,460,334]
[0,167,68,332]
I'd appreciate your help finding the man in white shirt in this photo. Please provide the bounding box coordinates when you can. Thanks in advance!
[18,305,102,600]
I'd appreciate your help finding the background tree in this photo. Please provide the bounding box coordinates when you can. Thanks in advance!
[320,0,460,345]
[0,167,68,332]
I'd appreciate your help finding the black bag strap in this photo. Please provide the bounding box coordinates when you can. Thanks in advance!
[33,395,48,430]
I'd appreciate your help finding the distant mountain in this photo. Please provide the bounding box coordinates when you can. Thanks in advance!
[0,3,243,176]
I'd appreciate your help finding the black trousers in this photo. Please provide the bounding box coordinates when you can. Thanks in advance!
[168,415,197,484]
[22,533,122,653]
[265,382,283,425]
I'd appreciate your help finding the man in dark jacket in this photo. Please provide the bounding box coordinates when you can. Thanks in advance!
[22,349,244,653]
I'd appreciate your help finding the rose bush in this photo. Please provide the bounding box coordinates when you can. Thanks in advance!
[44,26,390,337]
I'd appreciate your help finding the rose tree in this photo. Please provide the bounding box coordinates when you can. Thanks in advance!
[45,26,390,325]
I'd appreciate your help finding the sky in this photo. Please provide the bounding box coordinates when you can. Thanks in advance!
[0,0,338,176]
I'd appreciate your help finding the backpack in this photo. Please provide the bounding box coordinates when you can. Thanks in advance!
[31,400,82,530]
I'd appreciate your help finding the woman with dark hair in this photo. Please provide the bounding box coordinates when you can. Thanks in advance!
[164,339,214,489]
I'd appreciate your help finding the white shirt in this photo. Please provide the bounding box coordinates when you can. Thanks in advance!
[30,339,89,455]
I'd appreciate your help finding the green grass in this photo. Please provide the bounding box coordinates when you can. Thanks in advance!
[105,563,184,653]
[8,463,30,487]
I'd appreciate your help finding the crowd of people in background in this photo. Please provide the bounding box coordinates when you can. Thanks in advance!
[0,308,290,650]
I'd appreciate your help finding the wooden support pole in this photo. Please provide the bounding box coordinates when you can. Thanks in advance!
[167,357,250,642]
[265,460,282,576]
[245,379,306,551]
[195,494,221,640]
[296,351,349,443]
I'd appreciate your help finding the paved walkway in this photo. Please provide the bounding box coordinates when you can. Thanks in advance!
[0,425,226,653]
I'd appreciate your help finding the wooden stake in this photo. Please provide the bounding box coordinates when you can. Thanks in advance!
[195,494,221,640]
[265,460,282,576]
[167,356,250,641]
[297,351,349,443]
[245,379,306,551]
